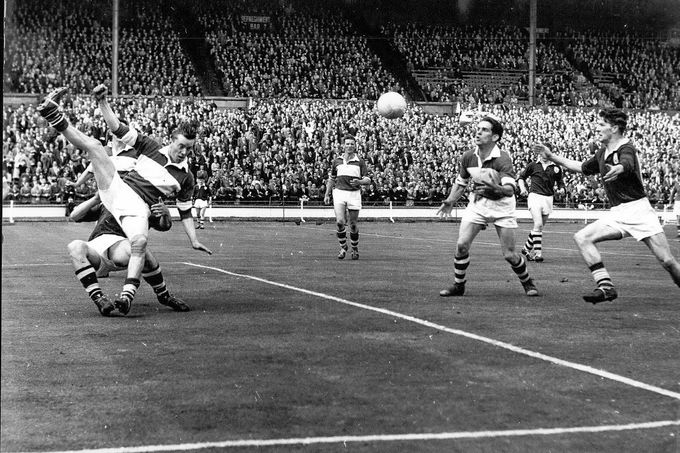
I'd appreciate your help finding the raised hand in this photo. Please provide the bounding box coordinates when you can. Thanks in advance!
[92,84,108,102]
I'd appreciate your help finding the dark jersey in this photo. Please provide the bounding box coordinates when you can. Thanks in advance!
[114,125,195,213]
[84,203,126,241]
[194,184,211,201]
[520,162,564,196]
[581,141,646,207]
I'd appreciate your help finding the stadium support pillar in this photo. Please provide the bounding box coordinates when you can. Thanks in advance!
[112,0,119,97]
[528,0,537,107]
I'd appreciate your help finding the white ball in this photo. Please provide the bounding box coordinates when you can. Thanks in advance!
[376,92,407,119]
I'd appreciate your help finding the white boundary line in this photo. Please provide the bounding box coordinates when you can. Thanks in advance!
[17,420,680,453]
[184,262,680,401]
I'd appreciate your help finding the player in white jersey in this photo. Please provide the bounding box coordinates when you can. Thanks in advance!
[324,134,370,260]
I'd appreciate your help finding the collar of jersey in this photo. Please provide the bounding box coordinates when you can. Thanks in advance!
[604,137,630,160]
[474,145,501,162]
[160,146,189,171]
[343,154,360,163]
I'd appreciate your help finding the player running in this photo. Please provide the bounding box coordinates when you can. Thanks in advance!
[518,147,565,262]
[535,108,680,303]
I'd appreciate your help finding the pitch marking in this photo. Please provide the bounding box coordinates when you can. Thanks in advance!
[185,262,680,400]
[18,420,680,452]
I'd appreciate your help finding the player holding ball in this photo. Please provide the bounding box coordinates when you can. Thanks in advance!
[437,114,539,298]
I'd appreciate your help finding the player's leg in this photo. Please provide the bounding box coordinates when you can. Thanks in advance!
[199,206,207,228]
[37,87,116,191]
[521,204,540,259]
[113,215,150,314]
[573,221,622,303]
[497,225,538,296]
[67,239,114,316]
[141,249,190,311]
[531,212,550,262]
[641,232,680,287]
[440,221,484,297]
[347,209,360,260]
[333,199,349,259]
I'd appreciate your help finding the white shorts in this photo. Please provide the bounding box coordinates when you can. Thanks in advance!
[462,196,517,229]
[673,202,680,216]
[98,172,150,226]
[333,188,362,211]
[194,199,208,209]
[595,197,663,241]
[89,234,127,274]
[527,193,553,216]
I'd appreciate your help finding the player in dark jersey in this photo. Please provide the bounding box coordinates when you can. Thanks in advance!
[68,195,190,316]
[518,150,565,262]
[324,134,371,260]
[192,178,212,229]
[37,86,211,316]
[437,114,538,297]
[536,108,680,303]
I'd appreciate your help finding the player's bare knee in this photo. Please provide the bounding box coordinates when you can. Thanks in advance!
[336,220,346,230]
[129,234,148,255]
[67,240,87,257]
[456,243,470,256]
[573,230,588,247]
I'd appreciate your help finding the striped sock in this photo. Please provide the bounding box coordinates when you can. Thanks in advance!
[532,231,543,256]
[454,253,470,284]
[120,278,141,302]
[349,231,359,251]
[38,104,69,132]
[75,265,103,301]
[511,255,531,283]
[337,226,347,250]
[522,232,534,253]
[589,262,613,288]
[142,266,168,299]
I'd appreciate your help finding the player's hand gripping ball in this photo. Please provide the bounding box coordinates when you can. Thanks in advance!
[472,168,504,200]
[377,92,407,119]
[475,168,501,186]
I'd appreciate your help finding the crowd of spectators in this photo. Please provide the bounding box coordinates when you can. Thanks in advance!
[4,95,678,211]
[561,29,680,110]
[4,0,677,111]
[4,0,202,97]
[384,22,621,108]
[199,1,401,99]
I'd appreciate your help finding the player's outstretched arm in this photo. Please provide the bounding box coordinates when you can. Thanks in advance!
[179,210,212,254]
[437,184,465,217]
[92,84,122,133]
[532,143,583,174]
